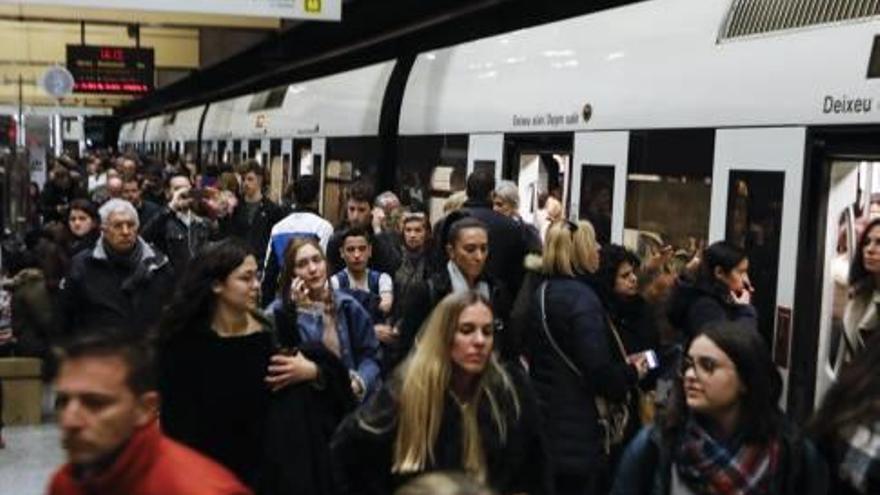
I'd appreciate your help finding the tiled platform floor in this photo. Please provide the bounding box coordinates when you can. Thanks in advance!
[0,423,64,494]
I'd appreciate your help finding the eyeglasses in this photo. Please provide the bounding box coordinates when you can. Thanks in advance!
[680,355,729,378]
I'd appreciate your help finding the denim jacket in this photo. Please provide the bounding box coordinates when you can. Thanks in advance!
[267,290,381,399]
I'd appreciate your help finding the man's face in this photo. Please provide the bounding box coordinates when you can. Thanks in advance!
[119,159,137,179]
[102,212,138,253]
[346,200,371,228]
[55,355,156,466]
[341,235,371,272]
[242,172,261,198]
[106,178,123,199]
[121,181,141,205]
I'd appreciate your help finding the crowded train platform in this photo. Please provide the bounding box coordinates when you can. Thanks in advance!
[3,0,880,494]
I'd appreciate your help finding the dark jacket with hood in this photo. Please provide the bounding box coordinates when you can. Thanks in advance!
[526,273,639,475]
[666,277,758,341]
[330,365,552,495]
[611,423,829,495]
[398,263,513,363]
[60,237,174,336]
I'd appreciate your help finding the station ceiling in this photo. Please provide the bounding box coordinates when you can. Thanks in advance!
[117,0,646,120]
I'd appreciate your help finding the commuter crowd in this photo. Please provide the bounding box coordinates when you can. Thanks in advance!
[0,149,878,495]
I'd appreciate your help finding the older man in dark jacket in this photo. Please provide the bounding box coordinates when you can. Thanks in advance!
[60,199,175,337]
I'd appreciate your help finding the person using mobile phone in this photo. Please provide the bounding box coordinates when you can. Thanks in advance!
[667,241,758,340]
[270,237,381,401]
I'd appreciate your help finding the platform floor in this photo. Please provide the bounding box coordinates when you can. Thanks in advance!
[0,423,64,494]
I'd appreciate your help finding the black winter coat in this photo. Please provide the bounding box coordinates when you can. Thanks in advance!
[526,275,639,474]
[225,197,285,271]
[60,239,174,337]
[666,277,758,341]
[330,366,552,495]
[160,309,356,494]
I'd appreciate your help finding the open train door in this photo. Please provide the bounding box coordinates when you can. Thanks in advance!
[708,128,806,410]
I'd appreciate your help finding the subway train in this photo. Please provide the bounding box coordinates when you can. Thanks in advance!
[119,0,880,421]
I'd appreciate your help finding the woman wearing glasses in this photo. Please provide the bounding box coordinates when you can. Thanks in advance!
[611,322,828,495]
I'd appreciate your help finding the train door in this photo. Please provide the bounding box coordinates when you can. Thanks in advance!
[503,133,573,225]
[571,131,629,245]
[709,127,805,406]
[268,139,283,203]
[247,139,260,162]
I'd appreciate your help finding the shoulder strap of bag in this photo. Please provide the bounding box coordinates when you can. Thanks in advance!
[538,281,583,378]
[604,314,630,362]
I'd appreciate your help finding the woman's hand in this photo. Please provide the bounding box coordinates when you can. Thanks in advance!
[265,353,318,392]
[627,353,650,380]
[374,323,398,344]
[290,277,312,307]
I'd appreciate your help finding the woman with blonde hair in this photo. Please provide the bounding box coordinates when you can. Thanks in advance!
[332,290,550,495]
[527,220,650,495]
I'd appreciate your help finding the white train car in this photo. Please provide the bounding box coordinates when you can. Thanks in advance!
[121,0,880,417]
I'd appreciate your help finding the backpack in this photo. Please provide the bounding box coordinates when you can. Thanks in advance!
[334,270,384,324]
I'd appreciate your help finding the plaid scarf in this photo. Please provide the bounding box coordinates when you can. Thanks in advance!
[675,418,780,495]
[836,421,880,494]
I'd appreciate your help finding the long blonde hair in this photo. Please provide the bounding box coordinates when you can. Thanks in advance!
[392,291,520,482]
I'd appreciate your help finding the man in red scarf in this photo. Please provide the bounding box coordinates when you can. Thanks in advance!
[47,331,251,495]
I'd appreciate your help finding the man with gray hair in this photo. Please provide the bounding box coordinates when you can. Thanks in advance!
[493,180,542,254]
[60,199,175,337]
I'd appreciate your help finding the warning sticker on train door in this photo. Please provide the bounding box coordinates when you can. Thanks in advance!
[774,306,792,369]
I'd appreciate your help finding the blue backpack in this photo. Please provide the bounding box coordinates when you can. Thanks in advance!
[334,270,384,324]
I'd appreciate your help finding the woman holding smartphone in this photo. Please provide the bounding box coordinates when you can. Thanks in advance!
[667,240,757,341]
[270,237,381,401]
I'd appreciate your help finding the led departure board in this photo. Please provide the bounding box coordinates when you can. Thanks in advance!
[66,45,154,95]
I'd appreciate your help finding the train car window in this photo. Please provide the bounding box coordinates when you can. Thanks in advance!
[248,140,260,160]
[325,137,382,225]
[868,36,880,78]
[625,129,714,263]
[578,164,614,245]
[248,87,288,112]
[726,171,784,346]
[217,141,227,165]
[398,135,468,222]
[232,141,242,164]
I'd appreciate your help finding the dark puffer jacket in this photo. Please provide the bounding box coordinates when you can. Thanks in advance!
[60,238,175,337]
[611,424,829,495]
[224,197,285,271]
[666,277,757,341]
[526,274,638,475]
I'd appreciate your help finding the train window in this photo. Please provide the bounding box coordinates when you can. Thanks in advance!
[398,135,468,221]
[578,164,614,245]
[726,170,784,346]
[624,129,714,262]
[324,137,382,225]
[232,141,242,164]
